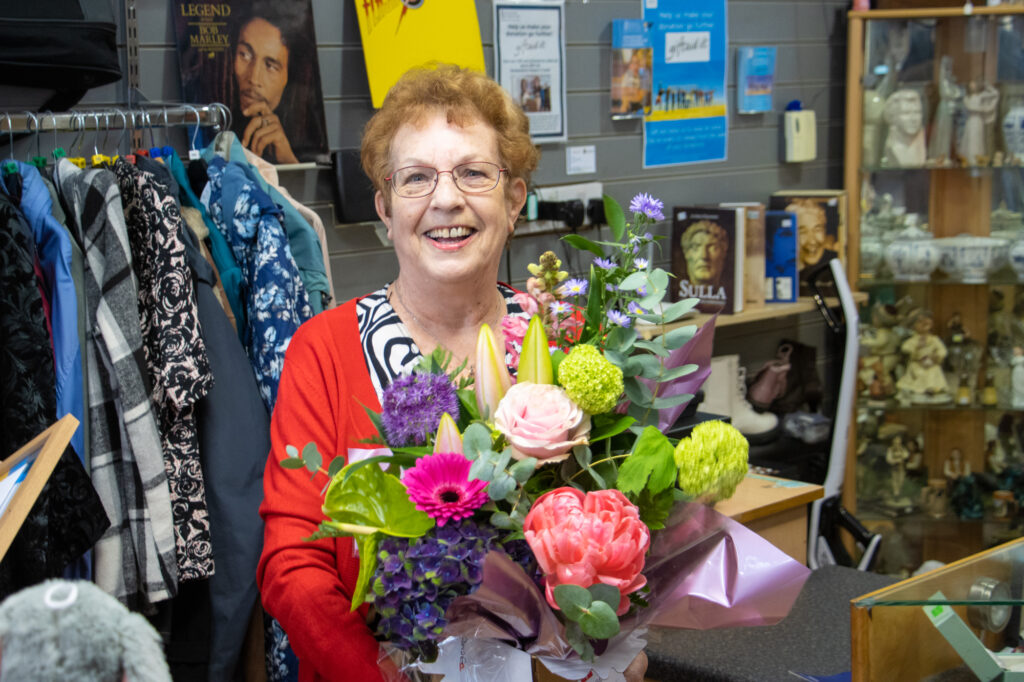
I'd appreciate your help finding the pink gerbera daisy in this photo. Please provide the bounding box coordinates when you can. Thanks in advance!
[402,452,490,526]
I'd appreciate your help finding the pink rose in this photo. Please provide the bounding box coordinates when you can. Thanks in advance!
[494,383,590,462]
[524,487,650,615]
[502,314,529,354]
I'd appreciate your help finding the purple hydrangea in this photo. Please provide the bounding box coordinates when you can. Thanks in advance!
[381,372,459,447]
[629,193,665,221]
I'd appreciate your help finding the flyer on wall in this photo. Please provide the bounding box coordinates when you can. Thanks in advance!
[494,0,567,144]
[611,19,653,120]
[641,0,728,168]
[172,0,329,164]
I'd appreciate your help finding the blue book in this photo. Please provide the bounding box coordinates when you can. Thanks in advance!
[765,210,798,303]
[736,46,776,114]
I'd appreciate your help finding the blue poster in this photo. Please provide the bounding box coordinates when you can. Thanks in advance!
[642,0,728,168]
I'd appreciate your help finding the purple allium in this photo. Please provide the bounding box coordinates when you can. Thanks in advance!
[381,372,459,446]
[549,300,572,315]
[560,278,589,297]
[633,257,649,270]
[593,256,616,270]
[608,309,631,327]
[628,192,665,221]
[403,452,489,526]
[628,301,647,316]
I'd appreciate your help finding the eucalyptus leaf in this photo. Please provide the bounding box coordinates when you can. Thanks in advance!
[649,269,669,293]
[490,511,512,529]
[661,298,699,322]
[618,271,647,291]
[651,392,695,409]
[462,423,493,460]
[566,621,595,661]
[572,444,593,467]
[487,473,516,501]
[588,584,621,609]
[553,584,592,621]
[605,325,637,352]
[633,340,670,357]
[662,324,697,350]
[509,457,538,484]
[326,456,346,479]
[658,363,698,382]
[301,442,322,472]
[579,601,620,640]
[469,458,496,482]
[285,444,299,458]
[603,349,628,369]
[623,377,653,406]
[627,354,664,380]
[279,457,306,470]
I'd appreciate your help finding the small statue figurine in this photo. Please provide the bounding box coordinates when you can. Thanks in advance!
[883,89,927,167]
[896,311,951,404]
[959,80,1000,166]
[1012,346,1024,409]
[886,435,911,502]
[988,438,1009,476]
[927,56,964,167]
[944,447,972,490]
[859,303,902,395]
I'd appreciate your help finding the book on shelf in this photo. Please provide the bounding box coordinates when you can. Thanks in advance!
[768,190,846,291]
[764,210,799,303]
[670,206,745,314]
[720,202,766,309]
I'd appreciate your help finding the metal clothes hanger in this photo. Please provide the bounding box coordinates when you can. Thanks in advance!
[183,104,202,161]
[90,113,109,167]
[2,114,16,175]
[23,112,46,169]
[67,113,88,168]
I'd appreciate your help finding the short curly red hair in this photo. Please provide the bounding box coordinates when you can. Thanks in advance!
[361,63,540,213]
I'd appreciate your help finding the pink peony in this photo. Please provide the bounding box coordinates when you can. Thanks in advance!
[524,488,650,615]
[494,383,590,462]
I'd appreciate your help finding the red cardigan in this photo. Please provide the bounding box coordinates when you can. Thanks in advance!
[258,298,404,681]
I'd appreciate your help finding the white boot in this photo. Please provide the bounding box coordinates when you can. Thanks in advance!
[703,355,779,443]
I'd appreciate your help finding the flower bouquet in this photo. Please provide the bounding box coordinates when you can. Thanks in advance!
[282,194,810,681]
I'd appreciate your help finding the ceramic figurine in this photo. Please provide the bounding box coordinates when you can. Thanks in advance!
[959,81,1000,166]
[927,56,964,167]
[896,311,951,404]
[1012,346,1024,409]
[886,435,911,501]
[882,89,927,167]
[944,447,972,486]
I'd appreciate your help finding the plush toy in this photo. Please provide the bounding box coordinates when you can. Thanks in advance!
[0,579,171,682]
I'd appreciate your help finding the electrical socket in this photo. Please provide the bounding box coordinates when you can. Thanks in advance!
[518,181,604,234]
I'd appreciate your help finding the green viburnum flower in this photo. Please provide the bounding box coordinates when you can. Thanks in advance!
[557,344,624,415]
[673,420,749,503]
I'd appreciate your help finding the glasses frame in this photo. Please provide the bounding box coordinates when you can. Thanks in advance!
[385,161,509,199]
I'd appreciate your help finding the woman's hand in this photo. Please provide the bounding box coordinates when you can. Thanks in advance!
[241,105,299,164]
[624,650,648,682]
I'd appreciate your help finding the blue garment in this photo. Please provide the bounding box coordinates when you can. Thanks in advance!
[1,162,85,462]
[166,151,247,335]
[202,134,330,314]
[202,157,313,411]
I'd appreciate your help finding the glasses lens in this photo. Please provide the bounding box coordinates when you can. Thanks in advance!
[392,166,437,197]
[453,162,501,192]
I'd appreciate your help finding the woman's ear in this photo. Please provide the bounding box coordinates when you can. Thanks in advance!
[507,178,527,234]
[374,190,393,241]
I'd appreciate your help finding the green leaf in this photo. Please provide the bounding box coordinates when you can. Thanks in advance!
[658,363,698,382]
[342,452,422,482]
[584,266,605,342]
[566,621,596,661]
[605,325,637,353]
[279,457,306,470]
[616,426,677,496]
[588,583,621,608]
[649,269,669,295]
[572,443,593,468]
[469,458,496,482]
[509,457,538,484]
[487,473,516,501]
[326,456,346,479]
[301,442,322,472]
[550,349,566,381]
[623,377,653,406]
[285,444,299,458]
[661,298,699,323]
[637,487,676,530]
[651,392,695,409]
[357,400,386,439]
[662,324,697,350]
[579,600,620,640]
[351,532,379,610]
[490,511,512,529]
[553,584,592,621]
[603,194,626,242]
[463,423,493,460]
[561,233,605,258]
[456,387,480,424]
[626,354,665,380]
[323,462,434,539]
[589,415,636,443]
[633,340,670,357]
[618,271,647,291]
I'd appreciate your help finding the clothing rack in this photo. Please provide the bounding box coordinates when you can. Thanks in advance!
[0,103,230,135]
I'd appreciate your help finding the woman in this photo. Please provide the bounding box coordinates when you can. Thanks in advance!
[258,65,648,681]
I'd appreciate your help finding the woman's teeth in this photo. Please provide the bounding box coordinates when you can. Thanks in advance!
[427,226,473,240]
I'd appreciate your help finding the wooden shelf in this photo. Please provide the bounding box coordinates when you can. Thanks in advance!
[850,6,1024,20]
[637,292,868,339]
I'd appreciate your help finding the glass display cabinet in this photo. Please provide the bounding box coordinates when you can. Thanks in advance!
[844,5,1024,577]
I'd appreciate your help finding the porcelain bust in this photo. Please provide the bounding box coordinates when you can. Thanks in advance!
[882,89,926,168]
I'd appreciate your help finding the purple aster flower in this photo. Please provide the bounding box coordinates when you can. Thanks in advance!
[628,301,647,316]
[559,278,589,297]
[633,257,649,269]
[637,285,648,297]
[593,256,615,270]
[549,300,572,315]
[381,372,459,446]
[402,452,489,526]
[606,283,618,292]
[608,309,631,327]
[629,192,665,221]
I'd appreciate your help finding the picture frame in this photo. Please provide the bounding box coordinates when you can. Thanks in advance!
[0,415,79,562]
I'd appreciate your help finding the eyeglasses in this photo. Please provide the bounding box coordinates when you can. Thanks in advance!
[386,162,508,198]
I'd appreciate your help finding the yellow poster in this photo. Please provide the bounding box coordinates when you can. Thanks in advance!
[355,0,486,108]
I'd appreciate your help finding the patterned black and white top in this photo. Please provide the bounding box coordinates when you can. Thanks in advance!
[356,282,527,400]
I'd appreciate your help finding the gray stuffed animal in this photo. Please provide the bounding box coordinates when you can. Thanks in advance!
[0,579,171,681]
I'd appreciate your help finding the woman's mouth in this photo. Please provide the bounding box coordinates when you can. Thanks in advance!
[425,226,476,245]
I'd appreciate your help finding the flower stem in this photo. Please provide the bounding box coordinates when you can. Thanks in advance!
[568,453,631,482]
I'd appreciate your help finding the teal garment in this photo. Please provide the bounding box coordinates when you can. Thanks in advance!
[167,150,247,334]
[202,134,329,315]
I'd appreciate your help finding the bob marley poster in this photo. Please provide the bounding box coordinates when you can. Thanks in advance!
[173,0,329,164]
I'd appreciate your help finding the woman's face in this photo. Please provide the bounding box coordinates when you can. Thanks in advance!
[375,112,527,289]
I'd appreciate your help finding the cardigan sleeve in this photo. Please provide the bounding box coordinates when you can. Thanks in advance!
[257,306,403,681]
